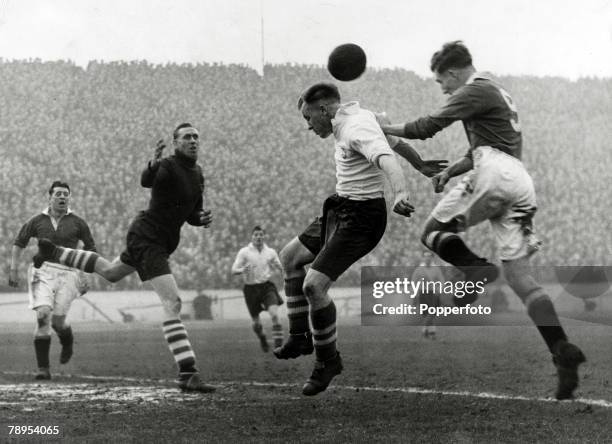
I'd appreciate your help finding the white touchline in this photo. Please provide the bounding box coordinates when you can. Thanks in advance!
[2,371,611,409]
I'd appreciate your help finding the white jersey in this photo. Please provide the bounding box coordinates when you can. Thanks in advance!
[232,243,281,285]
[331,102,395,200]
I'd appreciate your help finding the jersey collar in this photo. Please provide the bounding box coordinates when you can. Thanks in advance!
[42,207,72,216]
[466,71,492,85]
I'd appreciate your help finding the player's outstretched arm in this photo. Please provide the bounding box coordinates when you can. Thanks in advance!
[141,139,166,187]
[392,140,448,177]
[377,154,415,217]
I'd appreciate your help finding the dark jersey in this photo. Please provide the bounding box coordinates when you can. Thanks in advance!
[403,73,523,159]
[14,211,96,264]
[133,151,205,254]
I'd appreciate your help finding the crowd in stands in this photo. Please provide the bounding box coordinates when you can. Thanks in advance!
[1,60,610,290]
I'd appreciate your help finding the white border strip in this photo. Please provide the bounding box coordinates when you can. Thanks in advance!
[2,371,611,409]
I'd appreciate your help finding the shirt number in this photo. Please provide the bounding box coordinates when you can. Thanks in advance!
[498,88,521,133]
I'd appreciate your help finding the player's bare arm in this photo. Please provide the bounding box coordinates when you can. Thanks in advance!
[377,154,414,217]
[8,245,24,288]
[141,139,167,187]
[379,123,407,138]
[432,155,473,193]
[374,113,447,177]
[392,140,448,177]
[231,254,251,275]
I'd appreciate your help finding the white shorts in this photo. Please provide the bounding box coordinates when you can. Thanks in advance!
[28,262,82,315]
[431,146,537,261]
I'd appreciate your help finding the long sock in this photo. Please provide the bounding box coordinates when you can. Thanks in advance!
[523,290,567,352]
[425,231,484,267]
[34,336,51,369]
[53,325,73,348]
[55,247,99,273]
[311,301,337,362]
[272,323,283,345]
[162,319,197,374]
[285,277,310,335]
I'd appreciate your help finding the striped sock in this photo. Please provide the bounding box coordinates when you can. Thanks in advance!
[162,319,197,374]
[272,323,283,346]
[285,277,310,335]
[311,301,337,362]
[34,336,51,369]
[56,248,99,273]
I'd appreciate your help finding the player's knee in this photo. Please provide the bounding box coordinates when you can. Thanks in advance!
[302,279,318,300]
[502,261,541,300]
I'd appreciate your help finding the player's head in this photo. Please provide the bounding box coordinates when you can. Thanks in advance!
[430,41,475,95]
[173,123,200,160]
[251,225,266,246]
[48,180,71,213]
[299,82,341,139]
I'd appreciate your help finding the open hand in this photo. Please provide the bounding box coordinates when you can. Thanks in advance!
[419,159,449,177]
[154,139,166,161]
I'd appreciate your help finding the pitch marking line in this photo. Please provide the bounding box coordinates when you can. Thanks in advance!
[2,371,611,409]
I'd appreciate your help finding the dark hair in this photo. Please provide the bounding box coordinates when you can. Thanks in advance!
[300,82,340,106]
[48,181,70,195]
[252,225,265,233]
[173,122,194,140]
[430,41,473,73]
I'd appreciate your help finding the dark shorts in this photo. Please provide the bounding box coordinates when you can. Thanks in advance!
[243,281,283,318]
[119,217,172,282]
[304,194,387,281]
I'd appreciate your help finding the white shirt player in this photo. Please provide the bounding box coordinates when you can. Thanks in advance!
[232,242,282,285]
[331,102,396,200]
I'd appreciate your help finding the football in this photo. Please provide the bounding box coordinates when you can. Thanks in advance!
[327,43,367,81]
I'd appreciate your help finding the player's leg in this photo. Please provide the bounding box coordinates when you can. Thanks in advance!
[33,306,52,380]
[273,233,317,359]
[243,285,269,352]
[28,265,54,380]
[495,162,585,400]
[421,175,502,304]
[150,273,215,393]
[260,282,284,348]
[251,314,269,352]
[51,271,80,365]
[266,304,284,349]
[34,239,135,282]
[503,257,585,399]
[51,314,73,364]
[300,197,386,396]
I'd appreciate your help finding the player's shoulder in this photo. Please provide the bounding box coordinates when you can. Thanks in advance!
[237,245,251,255]
[66,212,89,225]
[24,212,47,224]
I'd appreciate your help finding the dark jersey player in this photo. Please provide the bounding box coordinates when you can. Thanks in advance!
[381,41,585,400]
[33,123,215,393]
[9,181,96,380]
